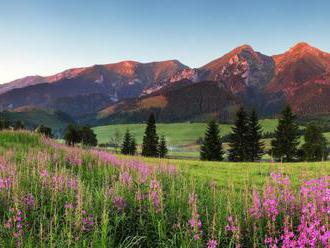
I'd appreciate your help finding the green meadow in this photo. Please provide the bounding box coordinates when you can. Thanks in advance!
[0,130,329,247]
[93,119,280,158]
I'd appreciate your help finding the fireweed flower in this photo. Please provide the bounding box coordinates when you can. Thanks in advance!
[264,236,278,248]
[262,185,278,221]
[81,210,95,232]
[22,194,35,209]
[112,196,127,211]
[39,169,49,178]
[105,187,114,198]
[249,189,262,219]
[135,191,146,202]
[51,175,78,192]
[207,239,218,248]
[0,177,14,191]
[149,179,162,213]
[225,215,241,247]
[249,173,330,247]
[225,216,239,232]
[188,192,202,240]
[91,150,177,178]
[4,208,25,246]
[119,171,133,188]
[65,150,83,166]
[0,156,15,191]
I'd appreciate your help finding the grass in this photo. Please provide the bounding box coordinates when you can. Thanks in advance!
[93,119,280,145]
[142,156,330,188]
[93,120,330,160]
[0,130,329,247]
[93,119,280,158]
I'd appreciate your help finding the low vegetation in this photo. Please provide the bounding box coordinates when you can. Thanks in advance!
[0,130,329,247]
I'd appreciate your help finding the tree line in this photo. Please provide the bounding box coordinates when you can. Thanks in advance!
[64,114,169,158]
[0,117,54,138]
[200,106,329,162]
[2,107,328,162]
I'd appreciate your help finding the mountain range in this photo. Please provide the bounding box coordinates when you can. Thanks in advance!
[1,42,330,125]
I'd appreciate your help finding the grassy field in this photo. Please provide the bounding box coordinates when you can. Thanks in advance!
[93,119,280,158]
[0,130,329,247]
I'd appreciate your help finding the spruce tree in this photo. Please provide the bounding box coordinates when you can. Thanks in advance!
[247,109,264,161]
[301,124,328,161]
[129,137,137,155]
[200,120,224,161]
[121,130,132,155]
[271,106,300,162]
[228,107,249,162]
[158,135,168,158]
[142,114,159,157]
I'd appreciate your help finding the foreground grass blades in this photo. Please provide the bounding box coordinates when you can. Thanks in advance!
[0,130,329,247]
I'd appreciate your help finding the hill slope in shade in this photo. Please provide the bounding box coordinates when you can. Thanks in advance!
[2,107,72,132]
[97,80,238,123]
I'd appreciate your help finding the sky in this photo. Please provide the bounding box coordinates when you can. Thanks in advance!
[0,0,330,83]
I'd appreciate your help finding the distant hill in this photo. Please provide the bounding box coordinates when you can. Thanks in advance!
[96,80,238,124]
[1,42,330,125]
[2,108,73,135]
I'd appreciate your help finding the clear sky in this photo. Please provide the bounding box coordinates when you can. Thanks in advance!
[1,0,330,83]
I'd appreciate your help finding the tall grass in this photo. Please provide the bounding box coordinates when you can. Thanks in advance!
[0,131,329,247]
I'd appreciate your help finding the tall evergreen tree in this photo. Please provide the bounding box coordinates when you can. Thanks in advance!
[247,110,264,161]
[158,135,168,158]
[129,137,137,155]
[301,124,328,161]
[200,120,223,161]
[142,114,159,157]
[271,106,300,162]
[228,107,249,162]
[121,130,132,155]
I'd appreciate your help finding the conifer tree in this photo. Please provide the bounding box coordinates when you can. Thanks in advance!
[121,130,132,155]
[142,114,159,157]
[247,109,264,161]
[228,107,249,162]
[271,106,300,162]
[158,135,168,158]
[301,124,328,161]
[200,120,223,161]
[129,137,137,155]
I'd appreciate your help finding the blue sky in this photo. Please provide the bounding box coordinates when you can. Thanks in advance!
[0,0,329,83]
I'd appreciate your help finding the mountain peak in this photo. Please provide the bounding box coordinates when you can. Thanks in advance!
[228,44,255,55]
[236,44,254,51]
[288,42,318,54]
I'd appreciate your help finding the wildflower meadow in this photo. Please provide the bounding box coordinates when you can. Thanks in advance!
[0,130,329,247]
